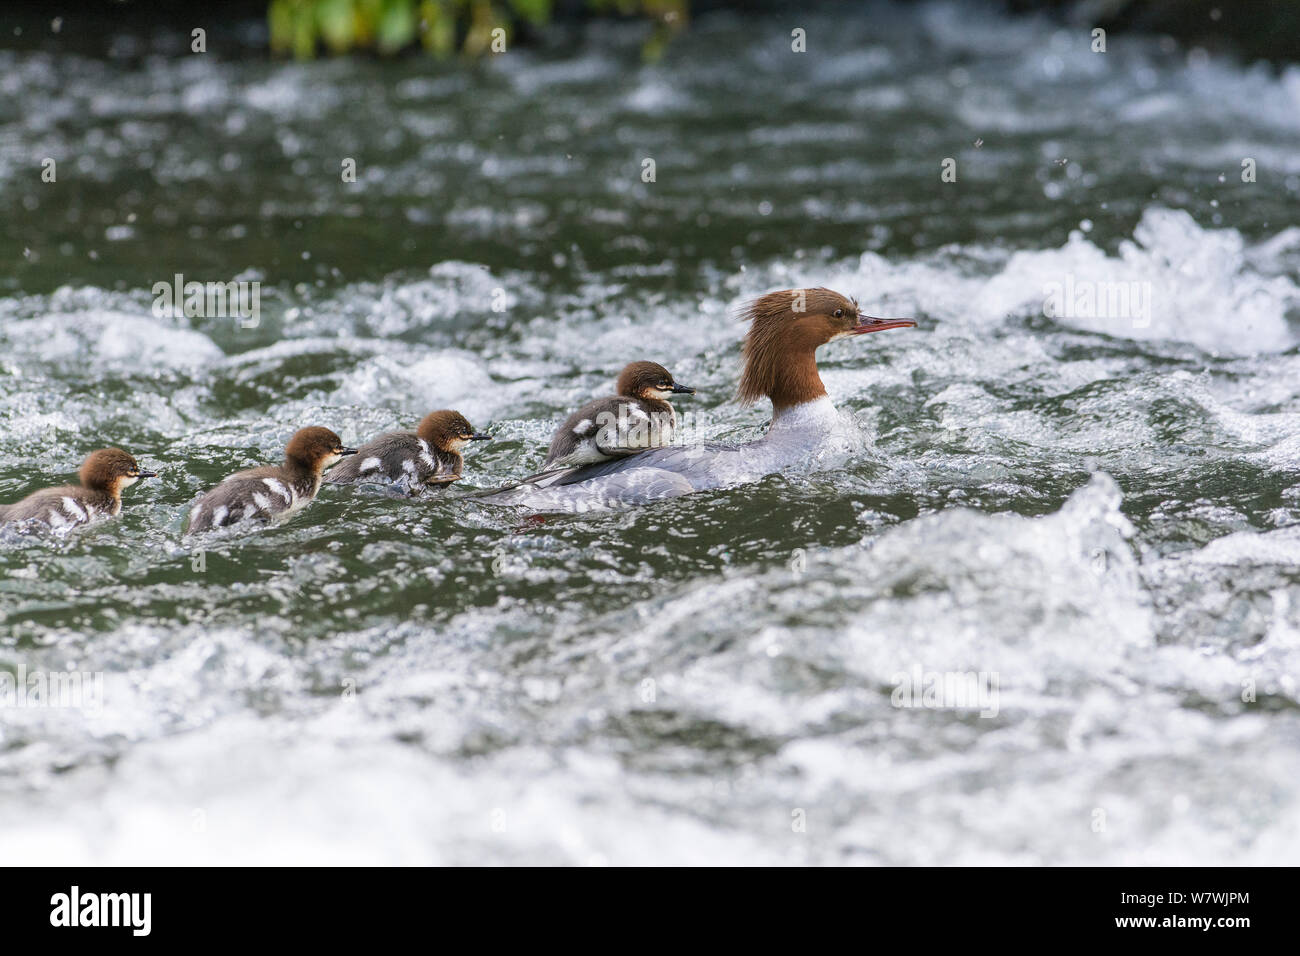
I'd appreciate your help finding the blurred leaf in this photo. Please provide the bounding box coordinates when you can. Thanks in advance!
[268,0,295,54]
[377,0,418,54]
[420,0,457,58]
[267,0,687,58]
[317,0,356,52]
[462,0,502,57]
[292,2,319,58]
[354,0,382,46]
[508,0,551,27]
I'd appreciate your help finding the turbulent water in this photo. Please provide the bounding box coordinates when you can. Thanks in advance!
[2,2,1300,864]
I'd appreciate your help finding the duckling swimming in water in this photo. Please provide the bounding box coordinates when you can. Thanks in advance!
[324,410,490,495]
[185,426,355,534]
[0,448,156,532]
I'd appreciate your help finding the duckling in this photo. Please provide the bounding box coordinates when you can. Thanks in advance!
[325,410,490,495]
[185,427,355,534]
[542,361,695,471]
[0,448,156,532]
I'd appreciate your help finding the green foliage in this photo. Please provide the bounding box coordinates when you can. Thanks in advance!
[268,0,686,60]
[376,0,419,53]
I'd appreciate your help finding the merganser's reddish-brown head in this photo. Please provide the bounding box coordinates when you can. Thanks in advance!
[285,427,357,474]
[737,287,915,411]
[79,448,157,496]
[417,410,492,454]
[616,361,696,402]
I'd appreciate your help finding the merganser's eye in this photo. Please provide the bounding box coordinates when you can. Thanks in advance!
[833,308,844,318]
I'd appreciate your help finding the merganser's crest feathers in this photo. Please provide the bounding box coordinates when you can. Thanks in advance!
[737,287,859,409]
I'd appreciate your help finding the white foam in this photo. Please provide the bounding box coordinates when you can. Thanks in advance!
[332,351,497,422]
[809,208,1299,356]
[0,293,223,371]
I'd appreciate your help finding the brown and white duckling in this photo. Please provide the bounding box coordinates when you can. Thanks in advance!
[185,426,355,534]
[541,361,695,471]
[0,448,156,532]
[324,410,491,495]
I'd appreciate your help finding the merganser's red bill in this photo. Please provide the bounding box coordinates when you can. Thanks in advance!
[852,313,918,334]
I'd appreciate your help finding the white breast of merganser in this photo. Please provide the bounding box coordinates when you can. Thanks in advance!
[483,288,915,512]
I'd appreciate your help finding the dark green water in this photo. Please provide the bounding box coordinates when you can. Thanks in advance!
[1,3,1299,863]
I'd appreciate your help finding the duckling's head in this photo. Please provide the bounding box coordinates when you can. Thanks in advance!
[79,448,156,495]
[417,410,492,454]
[285,427,356,473]
[616,361,695,402]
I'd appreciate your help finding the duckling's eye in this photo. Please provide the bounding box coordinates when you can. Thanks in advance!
[659,381,670,388]
[833,308,844,318]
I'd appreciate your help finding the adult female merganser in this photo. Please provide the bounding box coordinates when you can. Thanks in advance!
[481,288,915,511]
[0,448,156,532]
[185,426,355,533]
[324,410,490,495]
